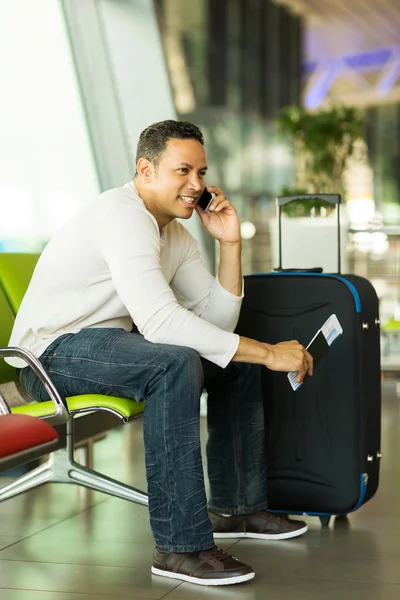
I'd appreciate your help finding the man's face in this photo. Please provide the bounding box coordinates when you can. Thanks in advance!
[146,138,208,220]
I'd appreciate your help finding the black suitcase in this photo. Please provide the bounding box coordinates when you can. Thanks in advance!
[236,194,381,526]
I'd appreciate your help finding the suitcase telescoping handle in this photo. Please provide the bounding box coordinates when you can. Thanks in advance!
[276,193,342,274]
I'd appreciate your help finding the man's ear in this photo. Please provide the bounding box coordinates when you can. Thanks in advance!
[136,158,153,183]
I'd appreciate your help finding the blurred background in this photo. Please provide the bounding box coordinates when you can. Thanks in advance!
[1,0,400,365]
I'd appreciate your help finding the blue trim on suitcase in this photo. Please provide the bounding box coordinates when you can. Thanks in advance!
[268,473,368,518]
[349,473,368,512]
[250,273,362,313]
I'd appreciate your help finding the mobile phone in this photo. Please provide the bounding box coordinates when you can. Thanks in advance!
[306,330,329,366]
[287,331,329,391]
[197,189,215,212]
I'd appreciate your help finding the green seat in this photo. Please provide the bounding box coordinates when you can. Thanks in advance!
[382,318,400,333]
[0,253,42,313]
[0,252,147,506]
[0,282,18,384]
[12,394,144,421]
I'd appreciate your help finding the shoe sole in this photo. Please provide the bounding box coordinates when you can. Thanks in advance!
[151,567,255,586]
[213,524,308,540]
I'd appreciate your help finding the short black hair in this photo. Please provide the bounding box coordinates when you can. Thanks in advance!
[135,120,204,170]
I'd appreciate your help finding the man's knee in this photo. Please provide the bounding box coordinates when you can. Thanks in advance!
[161,345,204,382]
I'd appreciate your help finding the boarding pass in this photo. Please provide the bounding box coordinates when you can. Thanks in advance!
[287,314,343,391]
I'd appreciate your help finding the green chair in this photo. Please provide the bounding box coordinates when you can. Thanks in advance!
[0,253,147,506]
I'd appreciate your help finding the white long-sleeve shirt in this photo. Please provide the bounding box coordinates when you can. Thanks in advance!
[7,182,242,369]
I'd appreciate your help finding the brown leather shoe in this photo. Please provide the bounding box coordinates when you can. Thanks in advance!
[151,545,255,586]
[209,509,308,540]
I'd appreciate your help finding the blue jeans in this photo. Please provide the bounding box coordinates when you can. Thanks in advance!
[20,327,267,552]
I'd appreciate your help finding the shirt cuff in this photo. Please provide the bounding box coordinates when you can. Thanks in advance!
[209,332,240,368]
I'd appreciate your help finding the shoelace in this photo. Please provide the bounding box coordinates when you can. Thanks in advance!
[253,510,287,524]
[198,545,233,563]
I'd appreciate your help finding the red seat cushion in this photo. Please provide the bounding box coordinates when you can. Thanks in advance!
[0,414,58,458]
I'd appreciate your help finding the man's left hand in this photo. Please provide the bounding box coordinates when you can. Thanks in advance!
[195,187,241,244]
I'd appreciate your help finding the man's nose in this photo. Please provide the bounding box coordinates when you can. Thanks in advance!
[187,174,202,192]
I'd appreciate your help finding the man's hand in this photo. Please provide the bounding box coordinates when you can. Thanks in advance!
[195,187,241,244]
[264,340,313,383]
[233,337,313,384]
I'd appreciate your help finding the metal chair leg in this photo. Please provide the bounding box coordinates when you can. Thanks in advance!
[0,461,53,501]
[0,415,148,505]
[67,418,148,504]
[50,450,148,505]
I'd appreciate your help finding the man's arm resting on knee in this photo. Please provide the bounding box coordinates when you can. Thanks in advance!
[232,336,314,384]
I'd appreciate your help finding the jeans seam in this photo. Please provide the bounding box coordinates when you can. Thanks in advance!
[50,355,169,371]
[47,357,169,393]
[47,369,138,391]
[234,373,245,509]
[163,367,174,545]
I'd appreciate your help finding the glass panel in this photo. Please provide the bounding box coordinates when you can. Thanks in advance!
[158,0,302,273]
[0,0,99,251]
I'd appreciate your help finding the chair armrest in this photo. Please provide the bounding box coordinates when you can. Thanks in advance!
[0,347,69,426]
[0,391,11,415]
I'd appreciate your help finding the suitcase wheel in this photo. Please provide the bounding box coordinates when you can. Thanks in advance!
[335,514,350,528]
[319,515,331,527]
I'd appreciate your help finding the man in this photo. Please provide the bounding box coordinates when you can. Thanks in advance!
[9,120,313,586]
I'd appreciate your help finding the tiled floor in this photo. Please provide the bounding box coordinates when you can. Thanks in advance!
[0,380,399,599]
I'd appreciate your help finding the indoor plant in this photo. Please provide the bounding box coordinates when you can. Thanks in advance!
[276,105,365,209]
